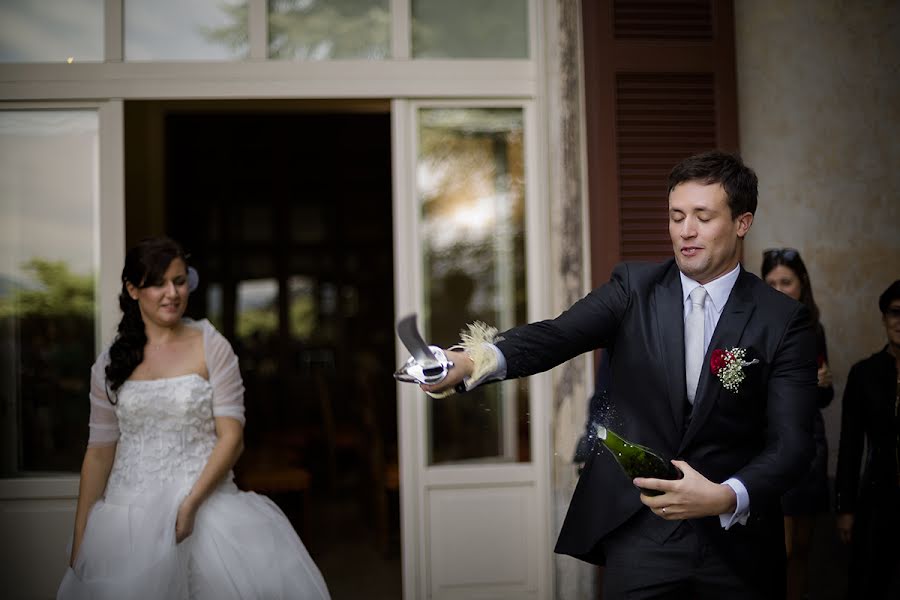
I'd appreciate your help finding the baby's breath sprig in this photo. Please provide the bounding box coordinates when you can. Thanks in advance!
[710,347,759,393]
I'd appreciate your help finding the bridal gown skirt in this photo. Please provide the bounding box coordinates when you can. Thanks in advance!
[58,482,330,600]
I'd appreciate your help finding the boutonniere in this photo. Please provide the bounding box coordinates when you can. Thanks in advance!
[710,347,759,392]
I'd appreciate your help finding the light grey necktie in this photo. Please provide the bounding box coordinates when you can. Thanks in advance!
[685,286,708,404]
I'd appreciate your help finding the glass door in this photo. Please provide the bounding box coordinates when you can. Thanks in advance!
[0,101,124,598]
[418,106,530,467]
[393,99,552,600]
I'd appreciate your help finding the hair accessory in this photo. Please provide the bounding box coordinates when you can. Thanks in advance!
[187,266,199,293]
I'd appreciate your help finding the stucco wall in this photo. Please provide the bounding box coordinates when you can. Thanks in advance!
[735,0,900,474]
[547,1,596,598]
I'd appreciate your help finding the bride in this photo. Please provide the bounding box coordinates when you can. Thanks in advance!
[58,237,330,599]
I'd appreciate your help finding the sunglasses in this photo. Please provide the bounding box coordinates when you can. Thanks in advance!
[763,247,800,261]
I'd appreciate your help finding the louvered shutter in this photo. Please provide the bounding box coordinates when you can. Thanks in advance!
[583,0,739,285]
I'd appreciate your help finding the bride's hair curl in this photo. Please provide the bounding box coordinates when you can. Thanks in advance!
[105,236,190,401]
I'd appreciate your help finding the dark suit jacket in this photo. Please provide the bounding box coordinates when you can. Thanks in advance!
[495,259,817,595]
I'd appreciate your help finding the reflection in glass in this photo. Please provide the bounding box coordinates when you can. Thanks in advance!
[237,278,279,339]
[125,0,249,60]
[0,111,98,475]
[412,0,528,59]
[268,0,390,60]
[288,276,316,341]
[0,0,103,63]
[418,108,529,465]
[207,283,224,331]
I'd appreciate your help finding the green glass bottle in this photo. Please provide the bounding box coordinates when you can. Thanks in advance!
[596,425,682,496]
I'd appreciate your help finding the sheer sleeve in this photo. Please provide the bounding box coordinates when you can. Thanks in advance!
[87,350,119,448]
[203,320,246,426]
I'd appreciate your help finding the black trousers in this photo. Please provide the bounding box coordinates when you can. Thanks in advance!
[600,509,769,600]
[847,485,900,599]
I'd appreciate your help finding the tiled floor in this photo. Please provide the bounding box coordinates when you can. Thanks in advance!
[288,491,402,600]
[285,491,852,600]
[807,511,851,600]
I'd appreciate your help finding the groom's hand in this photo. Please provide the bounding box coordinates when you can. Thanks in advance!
[419,350,473,395]
[635,460,737,520]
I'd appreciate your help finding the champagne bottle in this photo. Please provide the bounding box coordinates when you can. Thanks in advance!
[596,425,682,496]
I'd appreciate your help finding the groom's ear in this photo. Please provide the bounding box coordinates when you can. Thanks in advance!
[735,212,753,239]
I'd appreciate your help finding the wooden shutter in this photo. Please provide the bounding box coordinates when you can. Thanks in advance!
[583,0,739,286]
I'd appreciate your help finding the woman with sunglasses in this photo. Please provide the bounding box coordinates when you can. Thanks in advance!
[762,248,834,600]
[834,280,900,598]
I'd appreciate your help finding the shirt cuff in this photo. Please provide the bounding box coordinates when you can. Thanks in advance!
[463,343,507,390]
[719,478,750,530]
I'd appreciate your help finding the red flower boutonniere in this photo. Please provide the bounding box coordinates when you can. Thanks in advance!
[710,347,759,392]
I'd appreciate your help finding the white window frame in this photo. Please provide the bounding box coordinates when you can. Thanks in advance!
[0,99,123,599]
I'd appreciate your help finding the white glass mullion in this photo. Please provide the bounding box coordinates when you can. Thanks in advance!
[97,100,125,345]
[528,0,539,61]
[104,0,124,61]
[248,0,267,60]
[522,99,554,594]
[391,97,422,600]
[391,0,410,59]
[0,60,536,100]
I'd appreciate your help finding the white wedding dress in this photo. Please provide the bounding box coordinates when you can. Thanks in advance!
[58,320,330,600]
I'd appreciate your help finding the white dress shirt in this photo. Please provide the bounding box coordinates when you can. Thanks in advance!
[679,263,750,529]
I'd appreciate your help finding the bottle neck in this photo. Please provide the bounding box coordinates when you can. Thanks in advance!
[597,425,627,452]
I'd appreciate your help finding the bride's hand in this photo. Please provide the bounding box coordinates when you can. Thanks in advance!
[175,499,198,543]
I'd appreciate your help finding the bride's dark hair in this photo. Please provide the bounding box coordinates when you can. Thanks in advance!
[105,237,189,401]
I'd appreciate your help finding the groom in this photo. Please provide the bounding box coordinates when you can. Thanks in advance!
[424,150,817,599]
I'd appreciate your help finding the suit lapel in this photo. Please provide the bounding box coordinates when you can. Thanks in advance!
[653,265,687,432]
[680,268,756,452]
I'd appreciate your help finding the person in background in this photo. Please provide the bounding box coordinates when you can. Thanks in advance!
[761,248,834,600]
[835,279,900,598]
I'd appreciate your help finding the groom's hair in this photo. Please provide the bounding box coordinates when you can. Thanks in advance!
[668,150,758,218]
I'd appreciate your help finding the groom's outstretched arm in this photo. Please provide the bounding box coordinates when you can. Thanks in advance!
[421,262,632,395]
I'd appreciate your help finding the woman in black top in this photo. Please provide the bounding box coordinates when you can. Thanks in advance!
[835,280,900,598]
[762,248,834,600]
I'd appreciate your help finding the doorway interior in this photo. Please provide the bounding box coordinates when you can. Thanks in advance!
[124,100,400,599]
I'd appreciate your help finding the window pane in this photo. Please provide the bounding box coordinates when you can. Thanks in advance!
[236,278,279,340]
[125,0,249,60]
[268,0,390,60]
[412,0,528,59]
[288,276,317,341]
[418,108,529,465]
[0,0,103,63]
[0,111,98,475]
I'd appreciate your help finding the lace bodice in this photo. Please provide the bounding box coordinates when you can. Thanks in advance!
[105,374,230,498]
